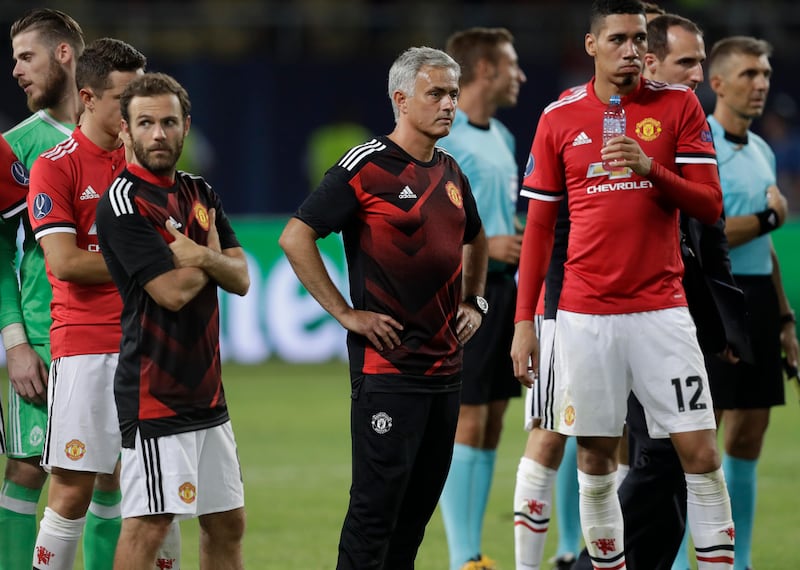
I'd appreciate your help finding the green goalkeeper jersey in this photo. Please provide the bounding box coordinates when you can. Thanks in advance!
[0,110,74,344]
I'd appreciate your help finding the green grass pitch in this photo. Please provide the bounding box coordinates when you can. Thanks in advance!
[2,360,799,568]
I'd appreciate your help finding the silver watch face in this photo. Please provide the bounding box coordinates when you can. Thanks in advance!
[475,296,489,313]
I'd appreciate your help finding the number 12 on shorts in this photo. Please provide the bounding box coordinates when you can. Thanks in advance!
[670,376,707,412]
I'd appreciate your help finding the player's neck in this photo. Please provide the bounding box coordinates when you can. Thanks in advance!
[44,88,82,125]
[593,75,639,104]
[712,105,752,138]
[456,87,495,128]
[81,119,123,153]
[387,125,437,163]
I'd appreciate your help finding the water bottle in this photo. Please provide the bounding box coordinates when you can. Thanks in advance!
[602,94,626,171]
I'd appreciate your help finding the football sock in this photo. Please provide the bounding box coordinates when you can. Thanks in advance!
[671,525,691,570]
[470,449,496,557]
[32,506,85,570]
[555,436,581,558]
[155,520,182,569]
[577,470,626,570]
[685,469,734,570]
[514,457,557,570]
[723,455,757,570]
[614,463,629,491]
[83,488,122,570]
[440,443,479,570]
[0,479,41,569]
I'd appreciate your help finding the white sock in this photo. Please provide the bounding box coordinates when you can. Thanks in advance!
[32,507,86,570]
[577,470,625,569]
[615,464,630,491]
[685,469,734,570]
[514,457,557,570]
[155,519,182,569]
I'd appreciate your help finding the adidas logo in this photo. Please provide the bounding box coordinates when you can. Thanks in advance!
[572,131,593,146]
[398,185,417,199]
[79,186,101,200]
[168,216,183,229]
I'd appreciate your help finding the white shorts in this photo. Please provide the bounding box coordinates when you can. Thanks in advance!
[120,421,244,519]
[524,316,554,430]
[42,354,121,474]
[541,307,717,438]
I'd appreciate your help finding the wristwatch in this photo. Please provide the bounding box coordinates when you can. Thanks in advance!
[465,295,489,316]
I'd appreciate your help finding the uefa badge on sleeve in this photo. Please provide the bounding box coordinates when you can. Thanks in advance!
[371,412,392,434]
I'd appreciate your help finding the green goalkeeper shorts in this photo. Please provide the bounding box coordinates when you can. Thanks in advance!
[5,343,50,459]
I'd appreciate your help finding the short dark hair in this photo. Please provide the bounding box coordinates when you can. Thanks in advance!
[10,8,85,57]
[708,36,773,76]
[76,38,147,95]
[120,72,191,124]
[445,27,514,86]
[647,14,703,61]
[590,0,646,33]
[642,2,666,17]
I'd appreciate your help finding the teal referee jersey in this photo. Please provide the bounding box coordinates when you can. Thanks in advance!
[438,110,518,273]
[708,115,775,276]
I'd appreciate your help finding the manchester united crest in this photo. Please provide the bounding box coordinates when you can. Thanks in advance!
[445,181,463,208]
[564,405,576,427]
[65,439,86,461]
[371,412,392,434]
[635,118,662,142]
[178,482,197,504]
[193,202,210,231]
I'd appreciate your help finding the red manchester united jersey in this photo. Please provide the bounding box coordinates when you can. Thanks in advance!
[28,127,125,357]
[0,134,29,220]
[96,164,241,447]
[522,78,718,314]
[296,136,482,386]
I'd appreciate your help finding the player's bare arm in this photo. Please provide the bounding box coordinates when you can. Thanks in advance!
[724,185,787,247]
[458,226,488,344]
[279,217,403,351]
[488,234,523,265]
[144,266,209,312]
[165,210,249,296]
[39,232,111,284]
[767,184,788,225]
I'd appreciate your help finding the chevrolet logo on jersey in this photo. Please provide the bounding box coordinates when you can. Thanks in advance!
[585,162,653,194]
[587,180,654,194]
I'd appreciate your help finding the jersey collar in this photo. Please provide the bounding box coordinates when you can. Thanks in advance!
[127,163,177,189]
[71,126,124,158]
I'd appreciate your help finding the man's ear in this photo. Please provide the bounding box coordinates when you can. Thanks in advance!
[53,42,73,65]
[709,74,724,95]
[585,33,597,57]
[476,57,495,80]
[392,90,408,117]
[644,53,658,75]
[78,87,94,111]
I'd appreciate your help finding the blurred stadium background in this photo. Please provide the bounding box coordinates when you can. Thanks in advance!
[3,1,800,365]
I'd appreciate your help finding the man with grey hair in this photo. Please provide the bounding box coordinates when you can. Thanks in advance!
[280,46,488,569]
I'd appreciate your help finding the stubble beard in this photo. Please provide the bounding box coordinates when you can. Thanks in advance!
[132,136,184,178]
[28,59,69,113]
